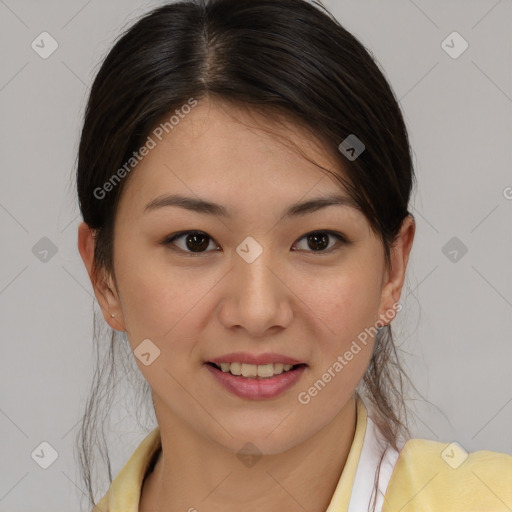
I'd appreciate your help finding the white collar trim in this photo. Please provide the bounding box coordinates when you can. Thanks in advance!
[347,411,401,512]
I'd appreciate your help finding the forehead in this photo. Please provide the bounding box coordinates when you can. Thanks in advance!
[117,97,352,218]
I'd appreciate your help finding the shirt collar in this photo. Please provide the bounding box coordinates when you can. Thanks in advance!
[325,394,369,511]
[95,395,368,512]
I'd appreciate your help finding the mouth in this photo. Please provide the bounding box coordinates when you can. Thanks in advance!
[204,359,308,400]
[206,361,306,379]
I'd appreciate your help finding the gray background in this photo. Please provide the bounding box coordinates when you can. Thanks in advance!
[1,0,511,510]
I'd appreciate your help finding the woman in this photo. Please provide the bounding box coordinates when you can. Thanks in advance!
[75,0,512,511]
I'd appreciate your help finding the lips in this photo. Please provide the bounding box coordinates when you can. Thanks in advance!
[204,352,307,399]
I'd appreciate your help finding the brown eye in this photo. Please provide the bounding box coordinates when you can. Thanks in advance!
[162,231,219,254]
[293,231,348,253]
[307,232,329,251]
[162,230,348,256]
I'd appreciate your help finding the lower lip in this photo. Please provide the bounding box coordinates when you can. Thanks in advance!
[205,364,307,400]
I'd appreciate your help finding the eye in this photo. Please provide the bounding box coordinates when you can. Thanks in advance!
[161,231,220,255]
[292,230,348,253]
[161,229,349,256]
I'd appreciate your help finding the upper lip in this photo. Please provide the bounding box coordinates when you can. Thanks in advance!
[208,352,304,366]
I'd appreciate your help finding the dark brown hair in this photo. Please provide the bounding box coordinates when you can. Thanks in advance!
[75,0,418,509]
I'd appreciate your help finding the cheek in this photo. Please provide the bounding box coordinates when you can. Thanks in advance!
[299,265,383,347]
[114,246,206,343]
[295,272,380,413]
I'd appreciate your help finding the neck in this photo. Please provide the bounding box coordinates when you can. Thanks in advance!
[140,396,357,512]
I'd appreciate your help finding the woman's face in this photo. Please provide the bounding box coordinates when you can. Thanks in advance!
[82,97,413,454]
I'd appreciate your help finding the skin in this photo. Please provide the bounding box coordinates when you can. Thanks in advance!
[78,96,415,512]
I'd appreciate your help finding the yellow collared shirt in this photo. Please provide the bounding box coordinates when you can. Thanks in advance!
[93,397,512,511]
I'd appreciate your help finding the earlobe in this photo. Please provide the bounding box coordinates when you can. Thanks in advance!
[377,215,415,325]
[77,222,126,331]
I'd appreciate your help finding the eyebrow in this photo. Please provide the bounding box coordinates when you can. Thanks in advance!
[143,193,359,220]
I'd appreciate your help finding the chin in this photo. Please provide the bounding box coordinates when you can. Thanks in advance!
[209,422,310,457]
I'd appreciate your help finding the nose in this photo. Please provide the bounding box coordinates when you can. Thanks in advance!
[218,247,293,336]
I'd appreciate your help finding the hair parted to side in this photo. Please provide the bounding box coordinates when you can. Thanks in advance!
[75,0,420,509]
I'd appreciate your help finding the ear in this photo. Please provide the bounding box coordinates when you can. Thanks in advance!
[377,215,415,326]
[77,221,126,331]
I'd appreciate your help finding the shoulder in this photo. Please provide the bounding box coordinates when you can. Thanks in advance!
[383,438,512,511]
[91,427,162,512]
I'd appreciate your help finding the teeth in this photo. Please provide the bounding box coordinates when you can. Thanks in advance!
[216,362,297,378]
[241,363,258,378]
[257,364,274,378]
[230,362,242,376]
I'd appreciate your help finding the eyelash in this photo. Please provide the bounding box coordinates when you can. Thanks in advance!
[161,230,349,256]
